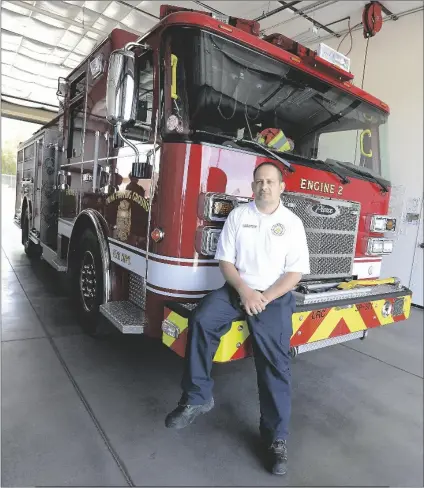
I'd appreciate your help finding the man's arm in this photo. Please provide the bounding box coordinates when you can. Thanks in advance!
[218,261,248,294]
[219,261,268,316]
[214,210,247,295]
[262,272,302,303]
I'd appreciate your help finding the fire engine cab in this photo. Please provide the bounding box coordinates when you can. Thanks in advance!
[14,4,412,361]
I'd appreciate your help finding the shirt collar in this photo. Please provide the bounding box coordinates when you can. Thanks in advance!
[251,199,283,218]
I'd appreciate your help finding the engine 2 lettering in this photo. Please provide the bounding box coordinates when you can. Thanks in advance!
[300,178,343,195]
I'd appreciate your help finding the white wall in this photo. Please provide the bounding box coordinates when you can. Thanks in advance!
[309,11,423,288]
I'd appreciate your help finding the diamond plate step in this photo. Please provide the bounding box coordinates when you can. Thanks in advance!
[41,243,67,272]
[52,256,67,272]
[99,301,147,334]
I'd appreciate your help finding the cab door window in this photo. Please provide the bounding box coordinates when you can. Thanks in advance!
[123,50,155,142]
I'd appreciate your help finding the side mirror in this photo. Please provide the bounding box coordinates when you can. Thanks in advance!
[106,49,138,125]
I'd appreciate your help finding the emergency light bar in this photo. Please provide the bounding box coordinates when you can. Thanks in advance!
[263,34,354,82]
[317,43,351,73]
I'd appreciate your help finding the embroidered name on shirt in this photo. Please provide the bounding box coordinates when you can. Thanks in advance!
[243,224,258,228]
[271,223,285,236]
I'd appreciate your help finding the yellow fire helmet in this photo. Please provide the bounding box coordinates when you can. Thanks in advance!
[256,128,294,152]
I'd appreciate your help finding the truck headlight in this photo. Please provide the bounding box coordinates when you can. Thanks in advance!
[196,227,222,256]
[366,238,394,255]
[370,215,396,232]
[202,193,251,222]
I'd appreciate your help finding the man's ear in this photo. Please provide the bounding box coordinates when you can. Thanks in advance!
[280,181,286,194]
[251,181,255,193]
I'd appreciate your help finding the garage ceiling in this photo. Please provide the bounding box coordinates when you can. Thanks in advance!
[1,0,423,111]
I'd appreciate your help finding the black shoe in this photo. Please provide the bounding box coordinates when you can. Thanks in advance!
[165,397,214,429]
[268,439,288,475]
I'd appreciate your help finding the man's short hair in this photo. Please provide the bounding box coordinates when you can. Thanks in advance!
[253,162,284,182]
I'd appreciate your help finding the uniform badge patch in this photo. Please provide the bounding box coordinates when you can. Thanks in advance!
[271,223,285,236]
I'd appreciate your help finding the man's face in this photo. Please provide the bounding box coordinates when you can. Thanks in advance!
[251,164,285,204]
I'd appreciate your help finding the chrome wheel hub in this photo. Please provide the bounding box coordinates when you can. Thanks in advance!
[80,251,96,311]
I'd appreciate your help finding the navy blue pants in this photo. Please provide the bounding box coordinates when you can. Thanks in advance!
[181,283,296,442]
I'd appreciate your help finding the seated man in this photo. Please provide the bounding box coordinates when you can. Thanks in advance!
[165,162,310,476]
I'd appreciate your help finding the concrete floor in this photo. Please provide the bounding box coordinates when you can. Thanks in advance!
[1,185,423,487]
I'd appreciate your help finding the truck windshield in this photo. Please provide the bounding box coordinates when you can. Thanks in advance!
[163,27,390,180]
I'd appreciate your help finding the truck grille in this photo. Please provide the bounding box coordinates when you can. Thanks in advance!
[281,192,360,280]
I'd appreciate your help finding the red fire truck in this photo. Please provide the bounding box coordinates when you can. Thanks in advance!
[14,4,412,361]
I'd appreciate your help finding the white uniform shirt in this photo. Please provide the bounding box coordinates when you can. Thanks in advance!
[214,200,310,291]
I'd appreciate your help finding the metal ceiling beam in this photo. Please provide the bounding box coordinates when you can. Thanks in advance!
[116,1,159,21]
[324,16,350,28]
[192,1,226,16]
[277,0,340,37]
[260,0,337,33]
[309,5,423,45]
[376,1,399,21]
[1,100,56,125]
[254,1,301,22]
[2,94,59,108]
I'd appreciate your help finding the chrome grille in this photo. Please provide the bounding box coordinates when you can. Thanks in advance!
[310,256,355,277]
[308,231,355,255]
[128,272,146,309]
[281,192,360,280]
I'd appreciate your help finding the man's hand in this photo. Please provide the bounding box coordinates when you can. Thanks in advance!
[263,272,302,302]
[218,261,269,316]
[239,286,269,316]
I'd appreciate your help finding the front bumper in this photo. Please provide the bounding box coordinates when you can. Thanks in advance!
[161,283,412,362]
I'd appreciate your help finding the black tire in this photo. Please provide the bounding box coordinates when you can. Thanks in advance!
[73,229,104,336]
[22,207,41,259]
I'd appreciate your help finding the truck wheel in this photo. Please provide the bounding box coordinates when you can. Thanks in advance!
[22,208,41,259]
[74,229,104,335]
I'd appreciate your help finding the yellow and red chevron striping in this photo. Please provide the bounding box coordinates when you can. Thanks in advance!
[329,317,351,338]
[162,294,411,362]
[163,307,252,362]
[291,295,411,347]
[355,302,382,327]
[290,309,328,346]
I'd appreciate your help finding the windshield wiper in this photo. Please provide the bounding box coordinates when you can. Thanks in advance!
[331,160,389,193]
[314,159,350,185]
[274,152,350,185]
